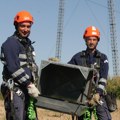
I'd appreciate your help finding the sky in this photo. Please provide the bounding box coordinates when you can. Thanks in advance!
[0,0,120,84]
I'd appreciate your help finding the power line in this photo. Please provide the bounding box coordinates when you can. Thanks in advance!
[64,0,81,30]
[84,0,107,41]
[86,0,120,14]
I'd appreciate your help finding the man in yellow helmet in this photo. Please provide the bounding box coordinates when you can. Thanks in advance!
[68,26,111,120]
[0,10,40,120]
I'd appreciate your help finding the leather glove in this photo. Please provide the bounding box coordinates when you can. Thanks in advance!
[48,57,60,62]
[27,83,40,98]
[88,93,100,106]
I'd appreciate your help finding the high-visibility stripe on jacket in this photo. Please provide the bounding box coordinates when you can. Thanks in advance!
[0,33,35,86]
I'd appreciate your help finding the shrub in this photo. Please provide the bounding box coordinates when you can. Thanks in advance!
[106,77,120,99]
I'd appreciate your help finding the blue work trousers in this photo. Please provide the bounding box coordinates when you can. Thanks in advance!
[1,84,38,120]
[78,97,111,120]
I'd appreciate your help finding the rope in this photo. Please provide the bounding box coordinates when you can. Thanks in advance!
[83,109,91,120]
[83,107,98,120]
[27,97,36,120]
[93,107,98,120]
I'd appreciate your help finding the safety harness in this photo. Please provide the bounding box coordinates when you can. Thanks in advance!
[80,50,101,70]
[80,50,101,120]
[20,39,38,120]
[21,39,39,84]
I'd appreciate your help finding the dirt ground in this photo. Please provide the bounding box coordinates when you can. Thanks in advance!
[0,100,120,120]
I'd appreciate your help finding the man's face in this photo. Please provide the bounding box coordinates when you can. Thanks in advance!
[17,22,32,38]
[85,36,99,50]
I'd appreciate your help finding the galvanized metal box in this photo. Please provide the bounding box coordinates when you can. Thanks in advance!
[36,60,95,116]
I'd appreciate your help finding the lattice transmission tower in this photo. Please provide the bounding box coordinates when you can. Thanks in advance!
[55,0,65,60]
[108,0,119,76]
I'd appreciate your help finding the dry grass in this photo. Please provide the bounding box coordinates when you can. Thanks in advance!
[0,100,120,120]
[110,100,120,120]
[0,100,5,120]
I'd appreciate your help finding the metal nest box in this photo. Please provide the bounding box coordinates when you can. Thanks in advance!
[36,60,96,116]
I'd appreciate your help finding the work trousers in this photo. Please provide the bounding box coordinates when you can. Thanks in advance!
[78,97,112,120]
[1,84,38,120]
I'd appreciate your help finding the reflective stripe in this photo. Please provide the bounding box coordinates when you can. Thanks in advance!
[18,74,30,83]
[104,59,108,63]
[20,61,27,66]
[98,84,105,90]
[99,78,107,84]
[1,53,5,57]
[12,68,25,78]
[0,53,6,64]
[1,61,7,65]
[19,54,27,59]
[12,68,30,83]
[32,51,36,56]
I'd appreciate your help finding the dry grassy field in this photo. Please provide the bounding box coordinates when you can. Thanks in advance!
[0,100,120,120]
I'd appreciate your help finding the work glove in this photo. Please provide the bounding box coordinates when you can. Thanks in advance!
[27,83,40,98]
[48,57,60,62]
[88,93,100,106]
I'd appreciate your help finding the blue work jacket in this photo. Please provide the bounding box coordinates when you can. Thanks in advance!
[0,33,36,86]
[68,49,109,95]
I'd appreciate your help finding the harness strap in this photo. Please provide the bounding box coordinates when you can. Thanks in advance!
[80,50,101,71]
[80,51,101,120]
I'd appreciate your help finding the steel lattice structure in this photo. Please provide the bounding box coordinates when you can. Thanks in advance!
[55,0,65,60]
[108,0,119,76]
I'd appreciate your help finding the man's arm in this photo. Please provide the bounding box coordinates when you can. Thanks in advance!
[2,38,31,86]
[96,54,109,95]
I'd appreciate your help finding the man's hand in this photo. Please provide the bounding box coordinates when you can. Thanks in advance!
[88,93,100,106]
[27,83,40,98]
